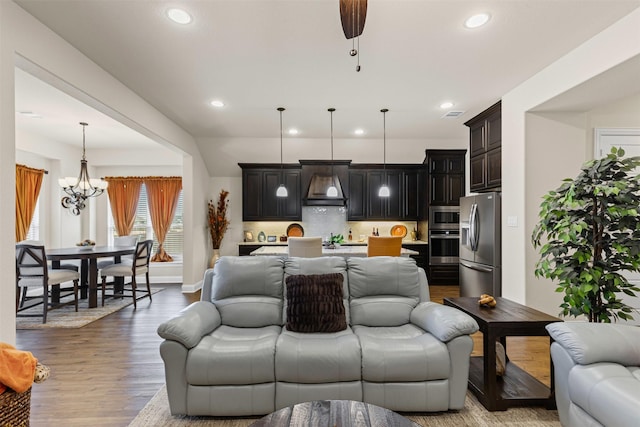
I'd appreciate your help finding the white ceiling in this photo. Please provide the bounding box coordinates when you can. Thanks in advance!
[13,0,640,152]
[15,68,162,150]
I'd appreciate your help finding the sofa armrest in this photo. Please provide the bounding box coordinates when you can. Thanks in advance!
[411,302,479,342]
[546,322,640,366]
[157,301,221,349]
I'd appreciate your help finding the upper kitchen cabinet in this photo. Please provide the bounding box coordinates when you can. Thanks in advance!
[348,166,421,221]
[425,150,466,206]
[465,101,501,192]
[240,164,302,221]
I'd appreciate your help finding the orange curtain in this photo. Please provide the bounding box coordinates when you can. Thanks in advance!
[104,177,143,236]
[144,177,182,262]
[15,164,45,242]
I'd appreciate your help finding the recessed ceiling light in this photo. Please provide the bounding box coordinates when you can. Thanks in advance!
[440,102,454,109]
[210,100,225,108]
[167,8,192,25]
[288,129,299,135]
[465,13,490,29]
[354,129,365,135]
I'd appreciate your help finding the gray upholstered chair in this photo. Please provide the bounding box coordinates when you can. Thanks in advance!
[97,235,138,269]
[367,235,403,257]
[287,236,322,258]
[16,243,80,323]
[99,239,152,308]
[546,322,640,427]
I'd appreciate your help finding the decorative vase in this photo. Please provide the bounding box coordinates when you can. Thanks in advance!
[209,248,221,268]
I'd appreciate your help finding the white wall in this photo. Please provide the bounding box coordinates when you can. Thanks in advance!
[524,112,588,315]
[0,1,16,344]
[588,93,640,151]
[502,8,640,314]
[0,2,209,344]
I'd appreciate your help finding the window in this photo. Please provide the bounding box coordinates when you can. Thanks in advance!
[107,185,183,261]
[26,198,40,241]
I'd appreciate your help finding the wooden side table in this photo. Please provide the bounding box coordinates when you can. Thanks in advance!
[444,297,561,411]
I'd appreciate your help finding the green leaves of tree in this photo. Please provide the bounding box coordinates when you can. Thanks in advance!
[532,147,640,323]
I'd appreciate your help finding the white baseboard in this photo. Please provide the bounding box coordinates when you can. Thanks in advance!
[182,280,203,293]
[147,276,182,284]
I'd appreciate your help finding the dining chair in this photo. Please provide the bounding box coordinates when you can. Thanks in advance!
[18,239,79,272]
[287,236,323,258]
[100,240,153,308]
[16,243,80,323]
[97,235,138,270]
[367,236,403,257]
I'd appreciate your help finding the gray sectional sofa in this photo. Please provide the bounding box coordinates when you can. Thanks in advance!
[546,322,640,427]
[157,256,479,416]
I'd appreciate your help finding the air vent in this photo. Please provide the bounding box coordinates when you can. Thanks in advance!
[442,111,465,118]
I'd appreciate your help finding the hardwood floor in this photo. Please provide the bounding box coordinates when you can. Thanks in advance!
[16,284,551,427]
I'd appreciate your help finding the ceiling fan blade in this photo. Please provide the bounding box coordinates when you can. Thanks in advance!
[340,0,368,39]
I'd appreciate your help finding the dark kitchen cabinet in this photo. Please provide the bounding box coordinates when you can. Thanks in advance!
[428,265,459,285]
[238,244,263,256]
[402,243,428,271]
[348,167,421,221]
[239,244,286,256]
[240,165,301,221]
[465,101,501,192]
[425,150,466,206]
[403,170,421,219]
[347,170,367,220]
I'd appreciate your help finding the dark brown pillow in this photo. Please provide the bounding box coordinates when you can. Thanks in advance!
[285,273,347,333]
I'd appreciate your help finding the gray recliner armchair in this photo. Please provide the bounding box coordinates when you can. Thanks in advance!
[546,322,640,427]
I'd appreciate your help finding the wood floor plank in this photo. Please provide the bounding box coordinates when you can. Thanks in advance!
[16,284,552,426]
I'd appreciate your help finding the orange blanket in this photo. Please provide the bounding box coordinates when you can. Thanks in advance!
[0,343,37,394]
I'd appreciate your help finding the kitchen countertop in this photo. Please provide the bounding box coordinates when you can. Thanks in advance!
[250,246,419,257]
[239,240,428,246]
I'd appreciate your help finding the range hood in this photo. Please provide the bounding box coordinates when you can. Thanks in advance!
[303,174,347,206]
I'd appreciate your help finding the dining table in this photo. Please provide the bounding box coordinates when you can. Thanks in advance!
[46,245,136,308]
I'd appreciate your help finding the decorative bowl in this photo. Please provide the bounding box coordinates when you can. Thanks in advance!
[76,239,96,250]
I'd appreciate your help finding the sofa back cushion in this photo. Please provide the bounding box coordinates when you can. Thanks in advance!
[209,256,284,327]
[284,257,349,323]
[347,257,421,326]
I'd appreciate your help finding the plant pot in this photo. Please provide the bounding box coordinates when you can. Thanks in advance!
[209,249,221,269]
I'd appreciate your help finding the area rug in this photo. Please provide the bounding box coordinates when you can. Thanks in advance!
[16,288,163,329]
[128,386,560,427]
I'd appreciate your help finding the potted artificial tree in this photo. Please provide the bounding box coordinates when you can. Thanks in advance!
[532,147,640,322]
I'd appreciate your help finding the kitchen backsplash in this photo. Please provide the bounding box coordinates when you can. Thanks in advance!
[244,206,421,243]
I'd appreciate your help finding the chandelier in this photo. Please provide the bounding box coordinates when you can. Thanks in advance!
[58,122,108,215]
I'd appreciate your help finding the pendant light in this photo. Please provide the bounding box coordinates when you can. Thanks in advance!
[327,108,338,197]
[378,108,390,197]
[59,122,108,215]
[276,107,288,198]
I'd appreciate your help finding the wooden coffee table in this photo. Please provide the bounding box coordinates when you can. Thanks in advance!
[250,400,420,427]
[444,297,561,411]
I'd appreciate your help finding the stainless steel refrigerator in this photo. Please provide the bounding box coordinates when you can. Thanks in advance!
[459,192,501,297]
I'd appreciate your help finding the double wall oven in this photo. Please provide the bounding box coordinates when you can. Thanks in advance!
[429,206,460,265]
